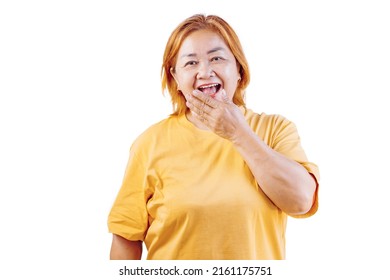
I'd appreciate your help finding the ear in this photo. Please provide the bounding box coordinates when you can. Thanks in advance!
[170,67,177,80]
[236,64,242,81]
[170,67,180,90]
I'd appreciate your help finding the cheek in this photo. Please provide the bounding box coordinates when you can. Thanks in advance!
[177,73,196,93]
[225,67,240,81]
[221,68,239,93]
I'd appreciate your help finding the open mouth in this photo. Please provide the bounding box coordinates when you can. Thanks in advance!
[197,83,221,98]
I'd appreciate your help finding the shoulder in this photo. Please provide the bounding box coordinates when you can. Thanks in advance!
[130,115,179,153]
[243,107,294,132]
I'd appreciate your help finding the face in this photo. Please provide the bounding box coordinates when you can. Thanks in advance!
[171,30,241,102]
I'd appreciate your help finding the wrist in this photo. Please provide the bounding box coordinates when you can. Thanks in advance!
[230,123,255,147]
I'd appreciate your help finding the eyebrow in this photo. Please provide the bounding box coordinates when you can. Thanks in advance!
[180,47,226,59]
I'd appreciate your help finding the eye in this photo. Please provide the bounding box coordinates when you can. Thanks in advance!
[184,61,198,67]
[211,56,225,62]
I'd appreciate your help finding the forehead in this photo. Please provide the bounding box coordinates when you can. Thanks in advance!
[177,29,230,57]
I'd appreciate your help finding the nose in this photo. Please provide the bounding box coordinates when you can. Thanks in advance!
[196,61,215,79]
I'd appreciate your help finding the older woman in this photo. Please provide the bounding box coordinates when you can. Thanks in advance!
[108,14,319,260]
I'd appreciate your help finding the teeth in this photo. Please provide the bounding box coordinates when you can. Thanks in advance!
[199,84,218,89]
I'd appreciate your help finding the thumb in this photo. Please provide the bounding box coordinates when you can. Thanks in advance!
[221,89,231,103]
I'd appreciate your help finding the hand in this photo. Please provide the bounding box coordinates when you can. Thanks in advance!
[185,89,249,142]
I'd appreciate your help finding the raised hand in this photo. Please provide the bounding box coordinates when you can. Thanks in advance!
[185,89,250,143]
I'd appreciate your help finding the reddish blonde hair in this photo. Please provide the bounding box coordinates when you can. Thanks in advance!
[161,14,250,116]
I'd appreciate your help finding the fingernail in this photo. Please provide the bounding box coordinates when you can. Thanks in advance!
[222,89,228,98]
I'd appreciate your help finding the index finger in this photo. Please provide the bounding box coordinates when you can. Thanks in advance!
[191,90,220,109]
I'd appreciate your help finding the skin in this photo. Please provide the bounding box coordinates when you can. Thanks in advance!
[110,234,142,260]
[171,29,317,215]
[110,29,317,260]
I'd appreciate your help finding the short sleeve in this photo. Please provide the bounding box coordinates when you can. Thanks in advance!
[271,115,320,218]
[107,148,152,241]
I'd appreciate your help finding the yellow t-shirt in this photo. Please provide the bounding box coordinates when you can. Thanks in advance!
[108,108,319,260]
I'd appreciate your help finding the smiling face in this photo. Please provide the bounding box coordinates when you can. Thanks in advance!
[171,30,241,102]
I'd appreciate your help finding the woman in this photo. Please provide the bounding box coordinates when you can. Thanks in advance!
[108,14,319,260]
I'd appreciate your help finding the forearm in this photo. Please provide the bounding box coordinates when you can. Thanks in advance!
[232,126,317,215]
[110,234,142,260]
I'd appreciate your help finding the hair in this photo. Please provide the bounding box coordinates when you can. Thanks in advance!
[161,14,250,116]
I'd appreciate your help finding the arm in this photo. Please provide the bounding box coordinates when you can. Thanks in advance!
[186,89,317,216]
[232,124,317,215]
[110,234,142,260]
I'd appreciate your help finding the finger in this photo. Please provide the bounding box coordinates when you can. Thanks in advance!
[191,109,209,124]
[186,98,208,116]
[221,89,231,104]
[187,92,213,116]
[192,90,219,109]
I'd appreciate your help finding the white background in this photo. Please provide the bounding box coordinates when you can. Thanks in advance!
[1,0,389,279]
